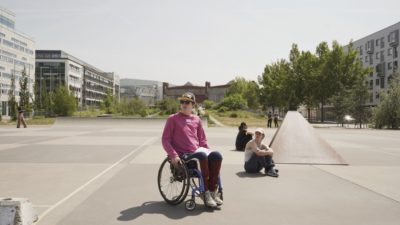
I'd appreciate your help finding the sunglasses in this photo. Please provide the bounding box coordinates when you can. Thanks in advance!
[180,100,192,105]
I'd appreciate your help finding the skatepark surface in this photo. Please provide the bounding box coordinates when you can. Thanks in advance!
[0,117,400,225]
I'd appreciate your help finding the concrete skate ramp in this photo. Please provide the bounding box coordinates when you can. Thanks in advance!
[269,111,347,165]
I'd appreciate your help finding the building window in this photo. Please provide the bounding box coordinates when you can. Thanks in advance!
[388,48,393,56]
[375,92,380,99]
[381,37,385,48]
[376,39,380,46]
[376,79,380,86]
[388,62,393,70]
[376,52,380,59]
[388,75,393,84]
[380,77,385,89]
[365,56,369,63]
[2,39,13,47]
[394,47,398,58]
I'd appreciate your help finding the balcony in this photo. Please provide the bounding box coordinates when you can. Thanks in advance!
[375,63,386,77]
[366,40,374,54]
[389,30,399,47]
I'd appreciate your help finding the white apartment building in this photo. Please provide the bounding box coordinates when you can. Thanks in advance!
[36,50,120,107]
[352,21,399,106]
[0,6,35,116]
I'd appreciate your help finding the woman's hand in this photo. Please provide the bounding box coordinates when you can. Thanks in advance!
[170,156,182,167]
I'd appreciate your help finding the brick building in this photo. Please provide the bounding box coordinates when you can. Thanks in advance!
[163,81,230,103]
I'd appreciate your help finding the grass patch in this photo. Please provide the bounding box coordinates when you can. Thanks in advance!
[208,110,269,127]
[0,116,56,126]
[73,109,105,117]
[28,117,56,125]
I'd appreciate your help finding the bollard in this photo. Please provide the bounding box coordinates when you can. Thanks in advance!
[0,198,38,225]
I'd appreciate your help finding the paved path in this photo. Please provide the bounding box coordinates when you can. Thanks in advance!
[0,118,399,225]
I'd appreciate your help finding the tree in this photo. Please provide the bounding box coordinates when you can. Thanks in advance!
[218,94,247,110]
[346,44,371,128]
[226,77,260,109]
[314,42,337,122]
[202,100,216,110]
[313,41,370,122]
[328,43,370,126]
[259,41,371,122]
[287,44,304,110]
[8,72,17,120]
[19,67,31,113]
[258,59,297,112]
[101,90,116,114]
[156,97,180,115]
[373,73,400,129]
[293,50,319,120]
[117,98,148,117]
[42,83,54,116]
[349,77,370,128]
[329,85,352,126]
[53,86,77,116]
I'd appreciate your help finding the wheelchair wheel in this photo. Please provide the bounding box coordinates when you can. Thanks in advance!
[185,199,196,211]
[157,157,190,205]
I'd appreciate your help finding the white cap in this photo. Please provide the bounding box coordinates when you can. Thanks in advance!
[255,128,265,135]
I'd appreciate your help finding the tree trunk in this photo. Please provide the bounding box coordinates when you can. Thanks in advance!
[320,98,325,122]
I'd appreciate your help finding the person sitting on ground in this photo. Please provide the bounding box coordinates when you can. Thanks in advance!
[244,128,278,177]
[235,122,253,151]
[162,92,223,208]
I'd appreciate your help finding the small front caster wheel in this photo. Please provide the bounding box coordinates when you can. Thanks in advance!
[185,199,196,211]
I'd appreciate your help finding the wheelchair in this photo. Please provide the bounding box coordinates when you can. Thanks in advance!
[157,156,223,211]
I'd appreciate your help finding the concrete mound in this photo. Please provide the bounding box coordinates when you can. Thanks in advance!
[269,111,347,165]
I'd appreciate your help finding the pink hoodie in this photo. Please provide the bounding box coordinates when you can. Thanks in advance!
[162,112,209,158]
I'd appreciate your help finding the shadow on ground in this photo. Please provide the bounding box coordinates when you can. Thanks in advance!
[235,171,267,178]
[118,201,217,221]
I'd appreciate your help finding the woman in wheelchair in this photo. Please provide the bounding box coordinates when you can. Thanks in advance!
[160,92,223,208]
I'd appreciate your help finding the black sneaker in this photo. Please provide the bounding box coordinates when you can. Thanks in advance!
[266,168,279,177]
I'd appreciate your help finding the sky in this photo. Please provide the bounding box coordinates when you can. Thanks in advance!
[2,0,400,85]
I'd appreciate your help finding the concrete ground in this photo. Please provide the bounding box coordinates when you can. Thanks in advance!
[0,117,399,225]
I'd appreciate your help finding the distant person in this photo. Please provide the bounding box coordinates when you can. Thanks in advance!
[244,128,278,177]
[273,113,279,128]
[17,106,27,128]
[235,122,253,151]
[267,111,272,128]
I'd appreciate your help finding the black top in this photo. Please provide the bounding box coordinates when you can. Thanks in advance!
[235,130,253,151]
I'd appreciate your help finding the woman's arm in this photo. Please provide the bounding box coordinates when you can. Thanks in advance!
[197,118,209,149]
[161,116,179,158]
[249,141,274,156]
